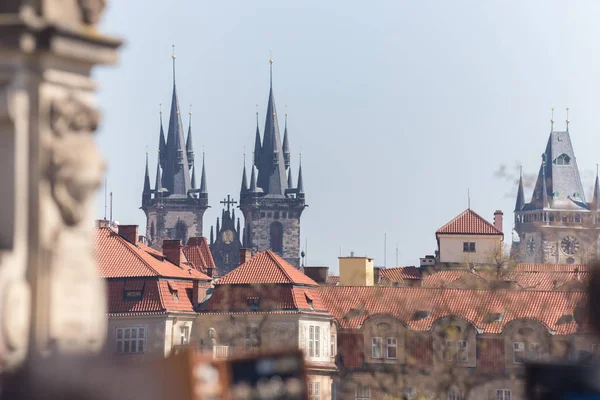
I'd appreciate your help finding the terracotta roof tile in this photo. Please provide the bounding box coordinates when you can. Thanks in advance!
[107,280,163,313]
[326,275,340,285]
[514,263,589,272]
[216,250,318,286]
[95,227,210,281]
[183,237,216,272]
[436,209,502,235]
[380,267,421,282]
[158,280,197,312]
[508,271,589,291]
[319,286,586,334]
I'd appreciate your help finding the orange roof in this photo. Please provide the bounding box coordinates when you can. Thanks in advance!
[94,227,211,281]
[514,263,589,272]
[436,209,502,235]
[326,275,340,285]
[508,271,589,291]
[380,266,421,282]
[421,270,487,287]
[319,286,585,334]
[216,250,318,286]
[183,237,216,272]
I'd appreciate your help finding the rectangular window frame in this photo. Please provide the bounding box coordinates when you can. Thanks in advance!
[115,327,146,354]
[315,326,320,357]
[180,326,190,346]
[331,335,336,357]
[463,242,476,253]
[386,337,397,359]
[513,341,525,364]
[371,337,383,359]
[457,340,468,362]
[496,389,511,400]
[309,326,314,357]
[444,339,454,361]
[355,385,371,400]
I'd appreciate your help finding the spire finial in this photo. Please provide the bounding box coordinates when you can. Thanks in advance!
[550,107,555,131]
[269,49,273,87]
[171,45,176,84]
[566,106,570,129]
[189,104,192,116]
[159,103,162,116]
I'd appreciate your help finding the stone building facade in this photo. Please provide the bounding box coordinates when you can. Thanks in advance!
[209,196,244,276]
[239,60,306,268]
[513,119,600,265]
[141,57,208,247]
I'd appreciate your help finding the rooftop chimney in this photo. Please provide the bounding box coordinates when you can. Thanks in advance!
[118,225,138,245]
[240,248,252,265]
[303,266,329,284]
[339,255,374,286]
[163,239,183,267]
[493,210,503,233]
[95,219,110,228]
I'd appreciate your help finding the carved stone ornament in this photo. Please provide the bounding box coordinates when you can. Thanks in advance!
[79,0,107,25]
[48,96,103,226]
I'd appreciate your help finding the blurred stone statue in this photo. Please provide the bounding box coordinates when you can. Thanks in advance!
[0,0,121,372]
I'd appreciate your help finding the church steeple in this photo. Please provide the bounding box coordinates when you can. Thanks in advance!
[161,46,192,195]
[254,111,261,167]
[249,165,257,192]
[158,108,166,168]
[297,154,304,197]
[142,152,151,206]
[515,166,525,212]
[154,152,163,196]
[186,109,195,169]
[256,56,287,196]
[199,152,207,197]
[287,166,293,189]
[241,155,248,193]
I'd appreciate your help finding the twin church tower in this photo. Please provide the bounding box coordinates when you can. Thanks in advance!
[141,54,306,274]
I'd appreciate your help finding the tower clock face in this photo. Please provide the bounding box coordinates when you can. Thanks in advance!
[221,229,234,244]
[560,235,579,255]
[527,237,535,255]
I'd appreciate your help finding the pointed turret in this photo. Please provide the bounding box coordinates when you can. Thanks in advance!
[249,166,257,193]
[283,113,291,168]
[254,112,261,167]
[256,58,287,195]
[191,160,197,190]
[210,225,214,245]
[515,167,525,212]
[199,152,208,197]
[593,166,600,211]
[142,152,152,206]
[241,156,248,193]
[158,111,166,168]
[162,49,192,195]
[237,218,241,234]
[216,218,220,235]
[186,111,195,169]
[287,166,293,189]
[154,153,163,197]
[297,156,304,197]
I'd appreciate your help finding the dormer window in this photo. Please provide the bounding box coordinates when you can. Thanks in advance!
[247,296,260,310]
[124,290,142,301]
[167,281,179,300]
[305,293,314,311]
[555,153,571,165]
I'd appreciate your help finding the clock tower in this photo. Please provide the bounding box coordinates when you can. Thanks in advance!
[210,195,243,276]
[513,112,600,264]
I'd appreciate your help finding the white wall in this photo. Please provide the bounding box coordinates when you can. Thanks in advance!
[438,234,502,264]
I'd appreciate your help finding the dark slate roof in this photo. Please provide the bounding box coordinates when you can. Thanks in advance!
[515,169,525,212]
[256,68,288,197]
[161,73,192,196]
[526,130,588,211]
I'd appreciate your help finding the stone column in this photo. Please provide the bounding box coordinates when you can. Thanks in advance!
[0,0,122,371]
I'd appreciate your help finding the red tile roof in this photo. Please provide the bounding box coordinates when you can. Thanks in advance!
[436,209,502,235]
[514,263,589,272]
[319,286,585,334]
[216,250,318,286]
[183,237,216,272]
[421,270,488,288]
[380,266,421,282]
[95,227,210,281]
[326,275,340,285]
[508,271,589,291]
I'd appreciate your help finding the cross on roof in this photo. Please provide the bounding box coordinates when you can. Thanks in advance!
[220,194,237,212]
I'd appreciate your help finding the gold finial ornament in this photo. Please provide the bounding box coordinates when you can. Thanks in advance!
[566,106,570,125]
[551,107,555,124]
[269,49,273,65]
[159,103,162,115]
[172,44,176,60]
[189,104,192,116]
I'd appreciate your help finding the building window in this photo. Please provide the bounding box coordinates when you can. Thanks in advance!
[309,325,320,357]
[372,337,383,359]
[274,211,280,219]
[267,212,272,218]
[174,220,188,244]
[124,290,142,301]
[269,222,283,255]
[513,342,525,364]
[180,326,190,345]
[260,212,265,218]
[444,340,454,361]
[386,337,397,359]
[245,325,259,348]
[309,382,320,400]
[447,388,463,400]
[355,385,370,400]
[282,212,287,218]
[528,342,541,360]
[115,327,145,354]
[247,296,260,310]
[463,242,476,253]
[457,340,468,362]
[556,153,571,165]
[496,389,511,400]
[331,335,336,357]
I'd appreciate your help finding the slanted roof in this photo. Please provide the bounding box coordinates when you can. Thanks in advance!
[216,250,317,286]
[436,209,502,236]
[379,266,421,282]
[183,237,216,272]
[514,263,589,272]
[107,278,199,314]
[94,227,210,280]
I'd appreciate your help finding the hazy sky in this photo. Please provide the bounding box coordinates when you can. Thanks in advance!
[95,1,600,272]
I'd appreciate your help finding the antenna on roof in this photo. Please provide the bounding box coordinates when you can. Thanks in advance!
[104,176,107,220]
[550,107,555,132]
[384,233,387,268]
[468,188,471,210]
[566,106,570,131]
[110,191,113,226]
[396,243,399,266]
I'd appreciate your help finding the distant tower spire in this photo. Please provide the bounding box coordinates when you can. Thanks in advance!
[254,107,261,166]
[158,105,166,168]
[155,151,163,196]
[142,151,151,206]
[283,110,291,168]
[210,225,214,245]
[550,107,555,132]
[186,106,194,169]
[566,106,570,131]
[199,152,208,196]
[297,152,304,197]
[269,49,273,88]
[241,153,248,193]
[287,165,294,189]
[515,165,525,212]
[249,164,257,192]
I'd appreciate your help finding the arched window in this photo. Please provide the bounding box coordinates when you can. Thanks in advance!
[556,153,571,165]
[270,222,283,255]
[175,220,188,244]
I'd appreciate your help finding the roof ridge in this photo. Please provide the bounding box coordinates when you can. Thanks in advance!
[465,208,502,233]
[267,250,295,283]
[108,230,159,276]
[436,208,502,234]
